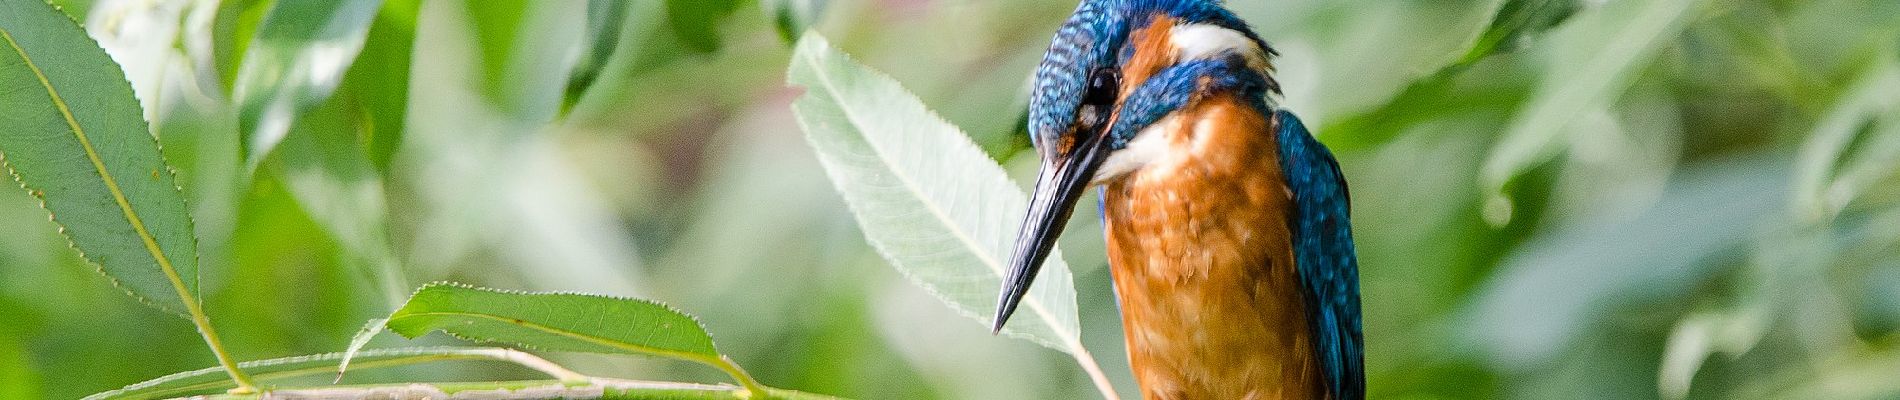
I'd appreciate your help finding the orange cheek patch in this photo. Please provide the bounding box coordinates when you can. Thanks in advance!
[1121,14,1177,99]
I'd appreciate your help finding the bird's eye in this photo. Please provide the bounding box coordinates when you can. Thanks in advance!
[1084,67,1119,107]
[1073,67,1120,132]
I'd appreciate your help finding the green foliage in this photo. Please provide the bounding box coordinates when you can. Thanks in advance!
[1792,54,1900,222]
[273,97,406,303]
[1458,0,1581,67]
[763,0,828,43]
[1480,0,1703,223]
[461,0,586,116]
[666,0,745,53]
[339,0,419,172]
[232,0,382,169]
[0,0,199,317]
[4,0,1899,399]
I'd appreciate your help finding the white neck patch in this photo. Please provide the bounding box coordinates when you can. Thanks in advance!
[1092,114,1181,185]
[1169,23,1270,75]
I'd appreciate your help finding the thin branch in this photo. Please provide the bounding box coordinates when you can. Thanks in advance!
[175,378,843,400]
[475,348,590,384]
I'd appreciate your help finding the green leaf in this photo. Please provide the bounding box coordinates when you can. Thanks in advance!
[664,0,744,53]
[463,0,587,117]
[344,0,422,172]
[401,0,647,297]
[565,0,629,101]
[0,0,200,317]
[232,0,384,170]
[1658,310,1767,400]
[83,347,572,400]
[788,33,1120,397]
[334,318,389,381]
[566,0,668,125]
[387,283,718,359]
[763,0,828,44]
[275,96,407,305]
[383,283,770,396]
[1318,0,1579,147]
[1479,0,1703,224]
[211,0,270,93]
[1792,50,1900,222]
[787,33,1086,353]
[1456,0,1582,67]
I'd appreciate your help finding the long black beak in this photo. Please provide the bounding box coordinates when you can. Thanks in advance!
[991,129,1113,334]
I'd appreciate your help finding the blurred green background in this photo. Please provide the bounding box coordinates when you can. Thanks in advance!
[4,0,1899,399]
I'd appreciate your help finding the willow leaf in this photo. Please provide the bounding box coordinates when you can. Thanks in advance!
[334,318,389,381]
[386,283,715,358]
[233,0,383,169]
[0,0,199,317]
[786,33,1086,353]
[383,283,767,395]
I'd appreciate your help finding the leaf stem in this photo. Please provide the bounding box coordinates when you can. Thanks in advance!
[0,27,255,394]
[691,354,769,399]
[186,301,258,393]
[1066,339,1121,400]
[479,348,590,385]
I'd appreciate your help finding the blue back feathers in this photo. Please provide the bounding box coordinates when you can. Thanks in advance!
[1276,111,1366,399]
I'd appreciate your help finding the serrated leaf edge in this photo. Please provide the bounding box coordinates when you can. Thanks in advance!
[0,21,200,318]
[784,33,1084,352]
[385,282,769,396]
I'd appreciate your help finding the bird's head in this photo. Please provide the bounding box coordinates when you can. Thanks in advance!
[993,0,1278,332]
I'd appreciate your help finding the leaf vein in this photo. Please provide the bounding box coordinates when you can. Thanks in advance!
[0,28,197,307]
[794,50,1084,345]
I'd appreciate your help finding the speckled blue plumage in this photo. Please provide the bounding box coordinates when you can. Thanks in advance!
[1105,56,1271,149]
[1276,110,1366,400]
[1028,1,1365,398]
[1029,0,1262,149]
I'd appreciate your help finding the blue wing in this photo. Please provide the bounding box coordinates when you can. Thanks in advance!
[1274,110,1365,399]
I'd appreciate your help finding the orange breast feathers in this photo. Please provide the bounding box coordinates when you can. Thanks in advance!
[1101,95,1323,400]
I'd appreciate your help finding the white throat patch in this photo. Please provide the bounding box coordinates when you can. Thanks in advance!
[1092,114,1182,185]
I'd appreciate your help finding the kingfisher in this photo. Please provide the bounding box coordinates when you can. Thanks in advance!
[989,1,1363,399]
